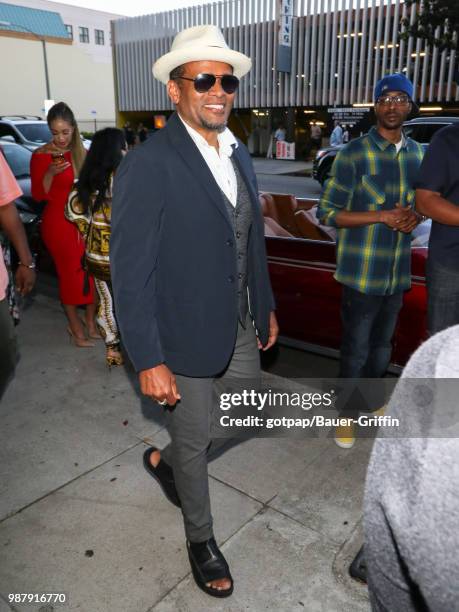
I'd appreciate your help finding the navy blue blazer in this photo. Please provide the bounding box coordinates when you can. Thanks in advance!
[110,112,275,376]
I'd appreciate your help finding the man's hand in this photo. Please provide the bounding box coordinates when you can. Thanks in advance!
[15,266,36,295]
[396,208,421,233]
[258,311,279,351]
[380,203,414,231]
[139,364,181,406]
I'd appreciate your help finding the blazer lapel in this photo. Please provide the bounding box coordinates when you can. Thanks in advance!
[166,113,232,230]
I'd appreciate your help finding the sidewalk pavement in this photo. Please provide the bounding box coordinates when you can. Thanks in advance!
[0,294,371,612]
[251,158,313,176]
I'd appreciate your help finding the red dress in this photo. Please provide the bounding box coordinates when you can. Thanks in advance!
[30,150,94,305]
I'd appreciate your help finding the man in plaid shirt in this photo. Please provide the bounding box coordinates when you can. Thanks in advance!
[318,74,424,448]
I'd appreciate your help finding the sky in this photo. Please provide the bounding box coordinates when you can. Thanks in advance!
[51,0,226,17]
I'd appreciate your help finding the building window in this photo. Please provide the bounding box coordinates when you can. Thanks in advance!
[65,24,73,39]
[79,26,89,43]
[95,29,104,45]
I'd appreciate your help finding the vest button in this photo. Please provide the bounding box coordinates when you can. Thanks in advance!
[238,273,242,279]
[236,231,241,238]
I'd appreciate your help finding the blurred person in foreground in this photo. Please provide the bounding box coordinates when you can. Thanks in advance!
[364,324,459,611]
[318,73,423,448]
[66,128,127,368]
[30,102,97,347]
[0,151,36,397]
[110,25,277,598]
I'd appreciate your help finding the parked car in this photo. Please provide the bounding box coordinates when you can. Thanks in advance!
[0,139,43,262]
[0,116,91,151]
[261,192,429,370]
[312,116,459,185]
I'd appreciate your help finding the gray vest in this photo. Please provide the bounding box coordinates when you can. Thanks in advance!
[219,158,253,325]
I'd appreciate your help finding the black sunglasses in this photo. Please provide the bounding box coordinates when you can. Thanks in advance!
[176,73,239,94]
[376,95,411,106]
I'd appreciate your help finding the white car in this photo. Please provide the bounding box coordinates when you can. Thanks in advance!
[0,115,91,151]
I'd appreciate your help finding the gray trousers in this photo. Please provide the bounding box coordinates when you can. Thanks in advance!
[0,297,17,399]
[161,315,260,542]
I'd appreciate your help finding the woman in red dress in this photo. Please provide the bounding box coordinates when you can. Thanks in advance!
[30,102,97,347]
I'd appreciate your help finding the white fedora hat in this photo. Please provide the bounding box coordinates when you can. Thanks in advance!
[152,25,252,85]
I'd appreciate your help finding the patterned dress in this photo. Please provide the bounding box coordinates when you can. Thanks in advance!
[65,181,120,350]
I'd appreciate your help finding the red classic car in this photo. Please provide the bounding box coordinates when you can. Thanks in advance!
[261,193,429,370]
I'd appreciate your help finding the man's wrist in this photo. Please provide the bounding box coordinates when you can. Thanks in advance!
[18,260,36,270]
[416,212,428,223]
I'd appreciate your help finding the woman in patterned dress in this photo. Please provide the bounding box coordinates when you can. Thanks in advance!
[66,128,127,367]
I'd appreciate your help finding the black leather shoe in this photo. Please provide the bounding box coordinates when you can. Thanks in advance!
[349,545,367,583]
[142,447,181,508]
[187,537,234,598]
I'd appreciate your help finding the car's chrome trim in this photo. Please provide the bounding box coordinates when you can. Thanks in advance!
[268,256,425,283]
[268,255,336,272]
[277,335,402,375]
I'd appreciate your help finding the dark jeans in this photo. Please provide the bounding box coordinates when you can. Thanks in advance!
[338,287,403,418]
[426,256,459,336]
[0,297,17,399]
[339,286,404,379]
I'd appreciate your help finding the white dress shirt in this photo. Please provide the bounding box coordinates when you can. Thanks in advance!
[178,114,238,207]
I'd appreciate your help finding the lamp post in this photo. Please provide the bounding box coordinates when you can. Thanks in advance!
[0,20,51,99]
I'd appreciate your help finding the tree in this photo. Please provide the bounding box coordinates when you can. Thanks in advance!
[401,0,459,52]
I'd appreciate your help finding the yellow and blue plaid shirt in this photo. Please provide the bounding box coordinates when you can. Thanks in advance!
[317,127,424,295]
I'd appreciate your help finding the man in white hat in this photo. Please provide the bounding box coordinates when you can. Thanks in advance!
[110,25,278,598]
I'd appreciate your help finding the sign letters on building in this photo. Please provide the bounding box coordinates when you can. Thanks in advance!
[277,0,293,73]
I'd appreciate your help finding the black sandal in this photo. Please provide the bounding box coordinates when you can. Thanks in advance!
[142,447,181,508]
[187,538,234,598]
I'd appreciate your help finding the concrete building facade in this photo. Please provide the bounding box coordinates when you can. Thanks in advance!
[112,0,459,153]
[0,0,122,132]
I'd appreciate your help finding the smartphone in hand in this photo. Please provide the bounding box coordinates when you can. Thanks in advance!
[51,152,66,167]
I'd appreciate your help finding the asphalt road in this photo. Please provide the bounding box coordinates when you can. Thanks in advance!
[256,173,322,199]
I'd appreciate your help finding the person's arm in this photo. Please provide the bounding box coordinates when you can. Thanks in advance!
[111,151,163,371]
[42,160,70,194]
[30,152,70,199]
[64,188,90,237]
[110,150,180,405]
[416,189,459,225]
[317,149,355,225]
[318,149,415,231]
[336,204,414,230]
[0,203,36,295]
[415,127,459,225]
[1,153,36,294]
